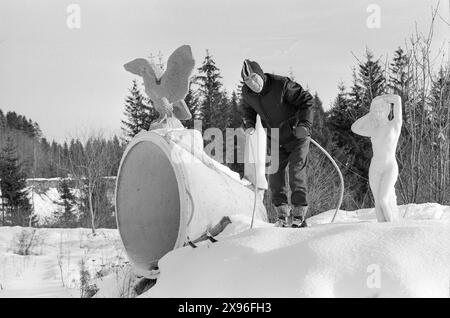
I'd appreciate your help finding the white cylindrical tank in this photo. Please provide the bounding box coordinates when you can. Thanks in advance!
[115,128,267,277]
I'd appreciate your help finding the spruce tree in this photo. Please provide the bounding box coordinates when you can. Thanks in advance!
[3,111,40,138]
[236,80,244,100]
[0,109,5,131]
[389,47,411,137]
[0,137,31,226]
[37,138,50,177]
[388,47,412,182]
[328,82,356,162]
[215,93,231,132]
[182,80,201,129]
[196,50,229,131]
[351,49,387,109]
[109,135,125,174]
[5,112,18,130]
[61,142,70,174]
[56,178,77,227]
[121,80,158,140]
[227,90,245,176]
[229,90,243,129]
[311,93,330,147]
[389,47,410,102]
[50,141,61,177]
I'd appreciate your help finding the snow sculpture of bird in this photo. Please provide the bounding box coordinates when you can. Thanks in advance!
[124,45,195,128]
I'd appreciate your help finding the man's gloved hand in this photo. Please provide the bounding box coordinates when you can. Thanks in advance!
[245,127,256,135]
[287,116,299,131]
[240,121,256,135]
[294,123,311,139]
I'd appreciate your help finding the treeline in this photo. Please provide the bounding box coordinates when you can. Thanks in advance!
[0,110,126,229]
[0,110,126,179]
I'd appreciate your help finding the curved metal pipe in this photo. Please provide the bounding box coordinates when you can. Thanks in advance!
[249,137,345,227]
[309,138,344,223]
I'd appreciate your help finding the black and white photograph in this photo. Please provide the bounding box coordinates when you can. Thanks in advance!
[0,0,449,302]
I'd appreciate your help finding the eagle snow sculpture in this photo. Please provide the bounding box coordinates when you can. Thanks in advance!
[124,45,195,128]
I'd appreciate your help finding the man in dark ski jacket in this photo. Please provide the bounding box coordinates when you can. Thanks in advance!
[239,59,314,228]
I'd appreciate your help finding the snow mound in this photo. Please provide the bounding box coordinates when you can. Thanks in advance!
[308,203,450,225]
[143,204,450,298]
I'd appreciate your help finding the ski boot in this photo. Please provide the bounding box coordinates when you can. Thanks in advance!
[273,205,292,227]
[274,216,289,227]
[291,206,309,228]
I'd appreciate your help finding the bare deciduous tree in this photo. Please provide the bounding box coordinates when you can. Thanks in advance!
[394,5,450,205]
[65,130,115,234]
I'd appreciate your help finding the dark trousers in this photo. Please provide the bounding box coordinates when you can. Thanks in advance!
[269,137,310,207]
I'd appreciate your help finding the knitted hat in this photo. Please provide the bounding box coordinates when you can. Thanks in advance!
[241,59,264,80]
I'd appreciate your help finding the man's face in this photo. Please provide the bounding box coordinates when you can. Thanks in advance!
[244,73,264,93]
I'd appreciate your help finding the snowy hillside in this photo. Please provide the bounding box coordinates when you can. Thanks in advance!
[142,203,450,298]
[0,181,75,225]
[0,177,116,225]
[29,187,67,223]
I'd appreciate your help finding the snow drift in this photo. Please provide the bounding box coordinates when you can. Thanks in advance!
[142,203,450,298]
[0,227,126,298]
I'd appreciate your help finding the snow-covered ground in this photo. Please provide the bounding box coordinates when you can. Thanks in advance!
[0,203,448,298]
[143,203,449,298]
[0,227,133,298]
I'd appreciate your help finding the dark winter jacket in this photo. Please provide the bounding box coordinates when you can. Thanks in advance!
[239,60,314,145]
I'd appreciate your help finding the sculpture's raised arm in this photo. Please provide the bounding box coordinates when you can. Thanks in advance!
[351,112,375,137]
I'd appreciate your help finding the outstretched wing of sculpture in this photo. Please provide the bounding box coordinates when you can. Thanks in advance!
[161,45,194,102]
[123,45,195,122]
[161,45,195,120]
[123,58,160,102]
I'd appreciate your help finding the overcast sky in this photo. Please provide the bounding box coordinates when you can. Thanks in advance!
[0,0,448,142]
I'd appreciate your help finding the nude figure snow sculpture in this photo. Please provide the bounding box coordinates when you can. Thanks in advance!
[124,45,195,128]
[351,94,402,222]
